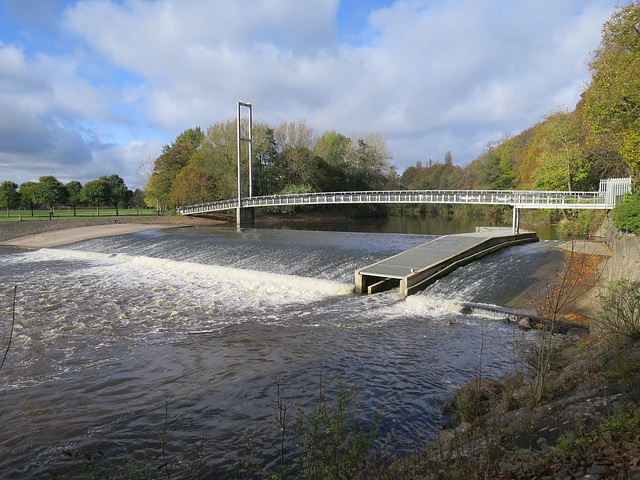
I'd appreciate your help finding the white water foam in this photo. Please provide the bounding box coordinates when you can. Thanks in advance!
[39,248,353,302]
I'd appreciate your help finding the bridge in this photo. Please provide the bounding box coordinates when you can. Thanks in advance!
[177,177,633,233]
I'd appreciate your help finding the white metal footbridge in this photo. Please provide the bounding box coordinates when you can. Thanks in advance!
[177,177,633,233]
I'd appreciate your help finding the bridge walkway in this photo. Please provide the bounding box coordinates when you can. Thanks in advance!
[355,228,538,299]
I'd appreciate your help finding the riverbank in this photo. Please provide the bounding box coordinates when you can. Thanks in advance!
[0,215,227,246]
[385,227,640,480]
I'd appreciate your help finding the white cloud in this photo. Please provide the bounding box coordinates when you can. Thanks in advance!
[0,0,621,187]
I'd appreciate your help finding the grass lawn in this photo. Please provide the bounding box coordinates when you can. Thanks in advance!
[0,207,158,221]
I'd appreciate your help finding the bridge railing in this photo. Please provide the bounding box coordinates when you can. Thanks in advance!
[177,188,615,215]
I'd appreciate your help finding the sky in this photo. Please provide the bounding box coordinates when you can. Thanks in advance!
[0,0,624,189]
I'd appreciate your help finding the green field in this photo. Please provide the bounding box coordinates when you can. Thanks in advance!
[0,207,158,221]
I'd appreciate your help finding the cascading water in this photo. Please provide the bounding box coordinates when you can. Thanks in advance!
[0,226,560,478]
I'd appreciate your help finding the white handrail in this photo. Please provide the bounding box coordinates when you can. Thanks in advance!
[176,184,631,215]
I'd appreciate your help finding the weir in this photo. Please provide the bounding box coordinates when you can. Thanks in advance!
[355,228,538,299]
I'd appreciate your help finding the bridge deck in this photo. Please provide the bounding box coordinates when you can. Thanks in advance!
[355,228,538,299]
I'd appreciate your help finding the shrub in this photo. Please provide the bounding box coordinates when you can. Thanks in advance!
[611,192,640,235]
[596,279,640,341]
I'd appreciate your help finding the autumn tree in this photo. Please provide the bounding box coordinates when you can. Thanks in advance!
[582,2,640,181]
[171,164,218,205]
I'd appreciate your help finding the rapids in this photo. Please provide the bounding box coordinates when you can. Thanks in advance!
[0,226,563,478]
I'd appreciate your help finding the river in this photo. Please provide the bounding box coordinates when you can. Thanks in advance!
[0,221,565,478]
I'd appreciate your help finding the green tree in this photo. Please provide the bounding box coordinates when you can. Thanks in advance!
[34,175,68,210]
[81,178,111,215]
[347,133,392,190]
[65,180,83,216]
[101,174,131,216]
[611,191,640,234]
[473,137,515,190]
[18,181,39,216]
[253,125,282,195]
[534,110,587,191]
[146,127,204,210]
[582,2,640,181]
[0,181,20,217]
[130,188,146,208]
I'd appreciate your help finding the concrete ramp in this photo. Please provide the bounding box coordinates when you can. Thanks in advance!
[355,228,538,299]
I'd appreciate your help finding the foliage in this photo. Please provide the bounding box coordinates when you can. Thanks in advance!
[582,1,640,180]
[34,175,68,209]
[147,120,395,212]
[611,191,640,234]
[528,248,600,404]
[81,178,112,214]
[145,127,205,209]
[472,137,516,190]
[556,209,607,237]
[65,180,83,216]
[294,376,380,480]
[401,156,464,190]
[596,279,640,341]
[18,181,39,216]
[102,174,132,216]
[0,180,20,215]
[534,109,589,191]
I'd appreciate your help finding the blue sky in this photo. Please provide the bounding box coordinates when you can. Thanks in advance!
[0,0,623,189]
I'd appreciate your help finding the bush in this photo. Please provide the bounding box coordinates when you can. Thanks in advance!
[611,192,640,234]
[596,279,640,341]
[557,210,606,237]
[294,378,381,480]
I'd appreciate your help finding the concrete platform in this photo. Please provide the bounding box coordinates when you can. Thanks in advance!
[355,228,539,299]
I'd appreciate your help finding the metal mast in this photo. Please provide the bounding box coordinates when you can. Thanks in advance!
[236,101,253,207]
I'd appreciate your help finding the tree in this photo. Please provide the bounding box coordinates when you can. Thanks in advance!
[81,179,111,215]
[171,165,219,205]
[102,174,132,216]
[253,126,282,195]
[18,181,39,216]
[534,109,586,191]
[34,175,68,210]
[130,188,146,208]
[145,127,204,210]
[582,2,640,181]
[65,180,83,216]
[0,181,20,217]
[274,119,316,151]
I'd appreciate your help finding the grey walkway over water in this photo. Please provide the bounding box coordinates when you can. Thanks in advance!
[177,178,633,231]
[177,178,632,215]
[355,228,538,298]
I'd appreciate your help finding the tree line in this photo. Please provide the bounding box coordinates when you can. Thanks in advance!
[0,174,143,216]
[144,121,398,211]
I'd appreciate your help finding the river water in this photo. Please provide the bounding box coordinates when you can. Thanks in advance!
[0,224,564,478]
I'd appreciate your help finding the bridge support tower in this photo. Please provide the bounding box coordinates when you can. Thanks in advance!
[236,207,255,226]
[236,101,254,227]
[512,207,520,234]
